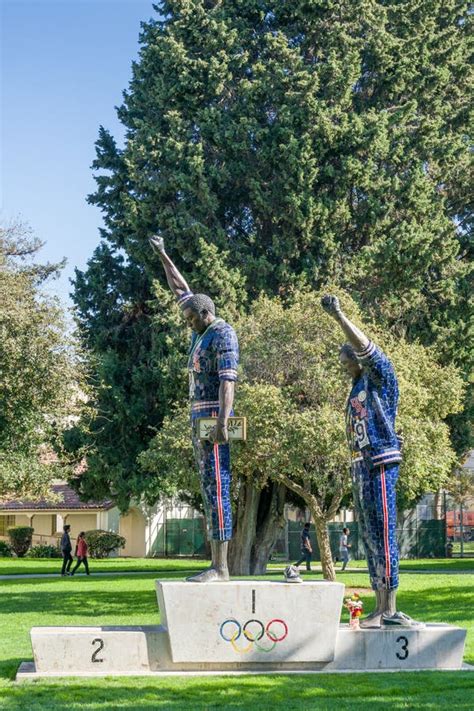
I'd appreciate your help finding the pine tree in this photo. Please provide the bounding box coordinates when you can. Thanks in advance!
[72,0,472,511]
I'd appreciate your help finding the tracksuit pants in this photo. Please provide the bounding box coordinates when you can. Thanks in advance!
[351,460,400,591]
[192,406,233,542]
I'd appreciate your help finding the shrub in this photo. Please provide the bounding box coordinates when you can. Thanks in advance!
[28,543,62,558]
[0,540,12,557]
[7,526,34,557]
[84,530,126,559]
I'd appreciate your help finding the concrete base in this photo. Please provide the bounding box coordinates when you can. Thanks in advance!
[156,580,345,663]
[16,660,474,680]
[21,623,467,679]
[19,580,467,679]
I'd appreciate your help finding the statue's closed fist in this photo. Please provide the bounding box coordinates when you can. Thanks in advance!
[321,294,341,316]
[149,235,165,253]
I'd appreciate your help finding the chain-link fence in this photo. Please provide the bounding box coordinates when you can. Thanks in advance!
[287,520,446,562]
[149,516,207,557]
[149,493,473,559]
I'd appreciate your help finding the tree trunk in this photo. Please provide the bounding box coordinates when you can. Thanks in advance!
[250,481,287,574]
[313,516,336,581]
[228,478,287,576]
[228,478,260,575]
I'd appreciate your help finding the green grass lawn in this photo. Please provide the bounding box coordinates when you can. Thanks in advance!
[269,558,474,572]
[452,541,474,555]
[0,556,205,576]
[0,560,473,709]
[1,556,473,576]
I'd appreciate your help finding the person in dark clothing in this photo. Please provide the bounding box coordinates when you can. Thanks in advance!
[71,532,90,576]
[294,522,313,571]
[60,524,73,576]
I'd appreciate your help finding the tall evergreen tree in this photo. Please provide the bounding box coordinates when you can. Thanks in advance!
[71,0,472,510]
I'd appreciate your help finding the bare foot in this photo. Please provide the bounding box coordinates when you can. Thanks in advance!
[186,567,229,583]
[359,610,383,628]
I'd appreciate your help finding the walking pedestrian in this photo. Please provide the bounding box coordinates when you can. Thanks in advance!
[339,527,351,571]
[294,522,313,571]
[71,532,90,576]
[60,524,73,576]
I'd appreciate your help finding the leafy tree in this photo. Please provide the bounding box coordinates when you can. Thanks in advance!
[140,289,464,579]
[78,0,471,464]
[446,458,474,511]
[0,222,80,501]
[139,383,289,575]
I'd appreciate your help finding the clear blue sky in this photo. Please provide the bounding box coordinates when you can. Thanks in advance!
[1,0,157,308]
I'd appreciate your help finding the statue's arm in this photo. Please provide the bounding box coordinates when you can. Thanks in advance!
[320,295,369,352]
[321,295,397,388]
[214,327,239,443]
[215,380,235,442]
[149,235,192,301]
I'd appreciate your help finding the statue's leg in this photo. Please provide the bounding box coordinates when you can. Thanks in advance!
[380,465,423,627]
[359,463,392,628]
[211,539,229,578]
[352,462,382,627]
[187,430,232,582]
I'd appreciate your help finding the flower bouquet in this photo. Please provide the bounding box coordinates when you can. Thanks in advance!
[344,593,363,630]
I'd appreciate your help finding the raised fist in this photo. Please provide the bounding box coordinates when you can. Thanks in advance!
[321,294,342,317]
[149,234,165,254]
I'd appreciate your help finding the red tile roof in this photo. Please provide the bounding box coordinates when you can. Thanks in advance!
[0,484,114,511]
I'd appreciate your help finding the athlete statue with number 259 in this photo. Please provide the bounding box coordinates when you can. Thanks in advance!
[150,234,239,583]
[321,294,423,629]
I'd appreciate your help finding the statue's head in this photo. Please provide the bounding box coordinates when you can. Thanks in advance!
[182,293,216,334]
[339,343,363,379]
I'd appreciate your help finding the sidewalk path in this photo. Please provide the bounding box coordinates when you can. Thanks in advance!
[0,570,195,580]
[1,565,472,580]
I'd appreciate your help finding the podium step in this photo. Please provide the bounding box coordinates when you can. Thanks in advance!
[156,580,344,663]
[22,623,467,678]
[18,580,467,679]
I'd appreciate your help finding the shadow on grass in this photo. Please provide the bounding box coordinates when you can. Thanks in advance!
[0,588,157,618]
[0,569,189,588]
[395,585,474,626]
[1,672,473,710]
[0,569,197,580]
[0,565,205,578]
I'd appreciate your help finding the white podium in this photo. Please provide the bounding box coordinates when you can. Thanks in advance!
[157,580,344,663]
[17,580,468,679]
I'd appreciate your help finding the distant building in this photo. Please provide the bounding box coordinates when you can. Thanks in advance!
[0,482,200,557]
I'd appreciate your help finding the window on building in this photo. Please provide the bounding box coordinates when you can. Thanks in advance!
[0,515,16,536]
[51,515,58,535]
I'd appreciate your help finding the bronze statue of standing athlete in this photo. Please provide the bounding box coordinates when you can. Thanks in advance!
[150,236,239,582]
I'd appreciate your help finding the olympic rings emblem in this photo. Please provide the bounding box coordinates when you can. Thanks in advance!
[219,618,288,654]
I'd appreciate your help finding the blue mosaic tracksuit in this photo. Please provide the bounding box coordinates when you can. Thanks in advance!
[347,341,402,591]
[178,292,239,542]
